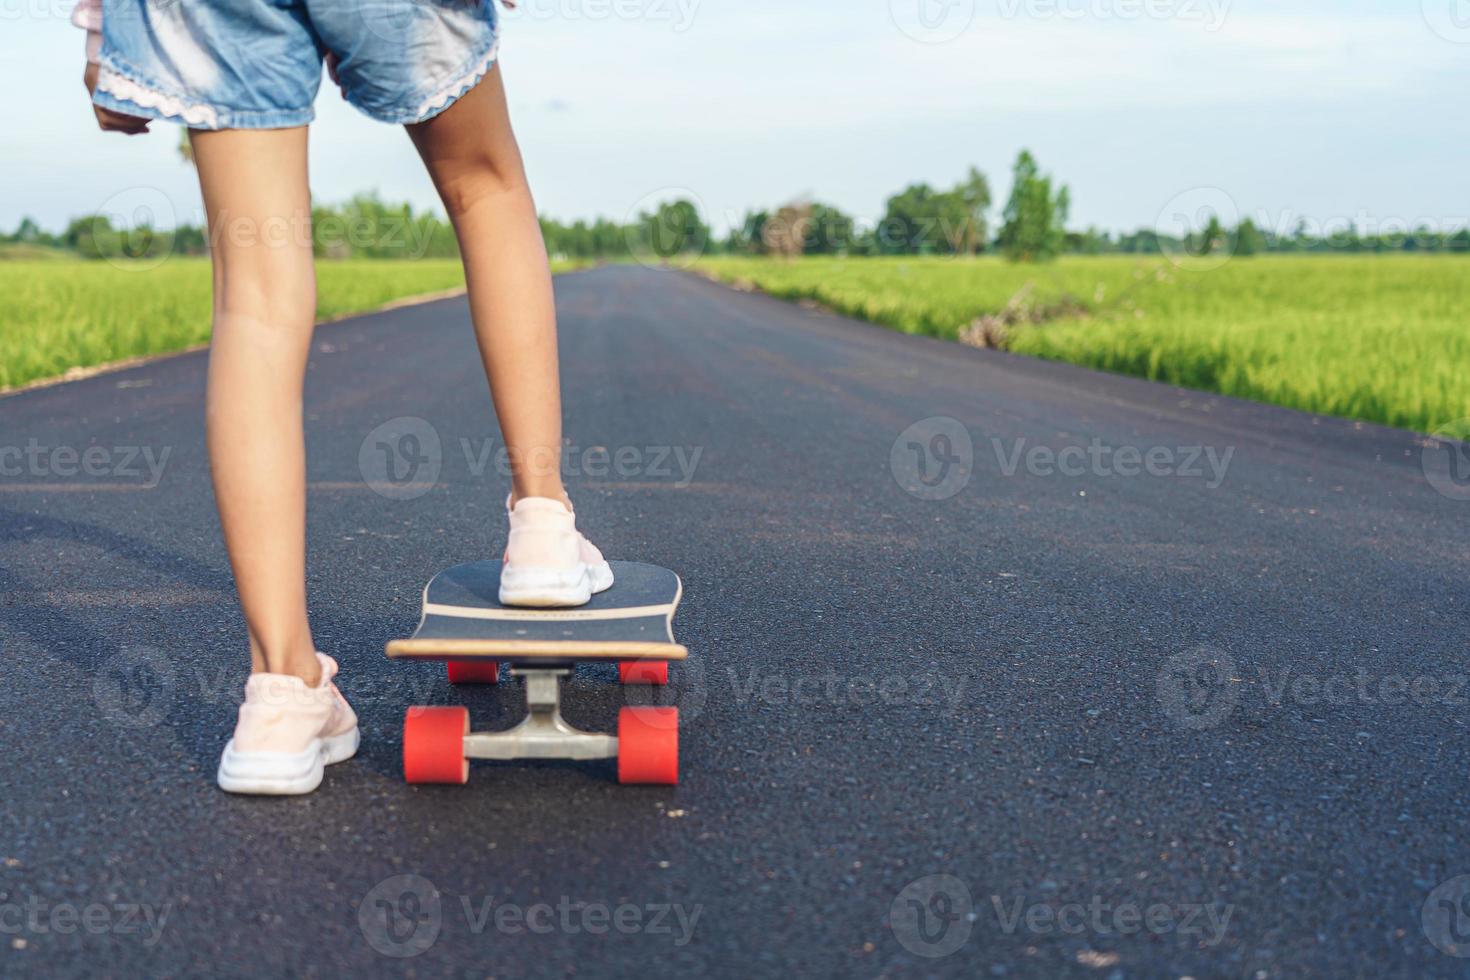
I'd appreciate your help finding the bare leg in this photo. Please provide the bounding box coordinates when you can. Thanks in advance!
[191,126,320,683]
[406,65,568,506]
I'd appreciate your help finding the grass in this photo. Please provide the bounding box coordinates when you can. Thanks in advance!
[697,254,1470,434]
[0,258,471,391]
[0,243,76,261]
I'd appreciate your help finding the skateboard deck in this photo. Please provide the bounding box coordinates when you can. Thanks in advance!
[386,560,687,662]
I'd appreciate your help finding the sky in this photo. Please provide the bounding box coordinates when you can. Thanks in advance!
[2,0,1468,236]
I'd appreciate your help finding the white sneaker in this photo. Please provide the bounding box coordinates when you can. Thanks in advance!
[217,653,360,795]
[499,495,614,607]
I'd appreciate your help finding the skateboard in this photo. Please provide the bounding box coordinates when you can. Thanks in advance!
[386,560,685,785]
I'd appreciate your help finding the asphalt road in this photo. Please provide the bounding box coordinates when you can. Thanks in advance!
[2,264,1467,978]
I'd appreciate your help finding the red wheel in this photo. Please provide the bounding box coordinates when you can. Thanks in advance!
[617,707,678,784]
[618,660,668,686]
[403,706,469,784]
[447,660,499,684]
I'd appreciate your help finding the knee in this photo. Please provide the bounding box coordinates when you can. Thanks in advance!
[436,155,529,218]
[213,243,314,325]
[215,275,316,337]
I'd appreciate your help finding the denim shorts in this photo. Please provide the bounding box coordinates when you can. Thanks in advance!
[92,0,500,129]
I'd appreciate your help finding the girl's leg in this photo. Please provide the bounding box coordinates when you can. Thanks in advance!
[405,65,567,506]
[190,126,320,683]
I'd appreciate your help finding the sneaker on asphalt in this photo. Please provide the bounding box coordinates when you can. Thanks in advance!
[498,495,615,607]
[216,652,360,795]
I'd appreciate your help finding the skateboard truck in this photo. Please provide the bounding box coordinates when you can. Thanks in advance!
[463,668,617,762]
[402,663,679,785]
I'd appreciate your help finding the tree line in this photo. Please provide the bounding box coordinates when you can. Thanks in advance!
[3,196,461,262]
[7,150,1469,261]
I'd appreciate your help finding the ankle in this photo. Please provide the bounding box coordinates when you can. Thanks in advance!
[250,635,321,684]
[510,482,571,511]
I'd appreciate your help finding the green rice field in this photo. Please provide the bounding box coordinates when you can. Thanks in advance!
[0,257,470,391]
[697,254,1470,434]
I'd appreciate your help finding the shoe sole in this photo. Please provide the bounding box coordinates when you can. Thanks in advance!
[217,726,360,796]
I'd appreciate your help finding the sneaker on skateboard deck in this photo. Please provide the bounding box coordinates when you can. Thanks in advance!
[386,560,685,785]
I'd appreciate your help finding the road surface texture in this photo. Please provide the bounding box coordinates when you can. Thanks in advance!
[2,265,1467,978]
